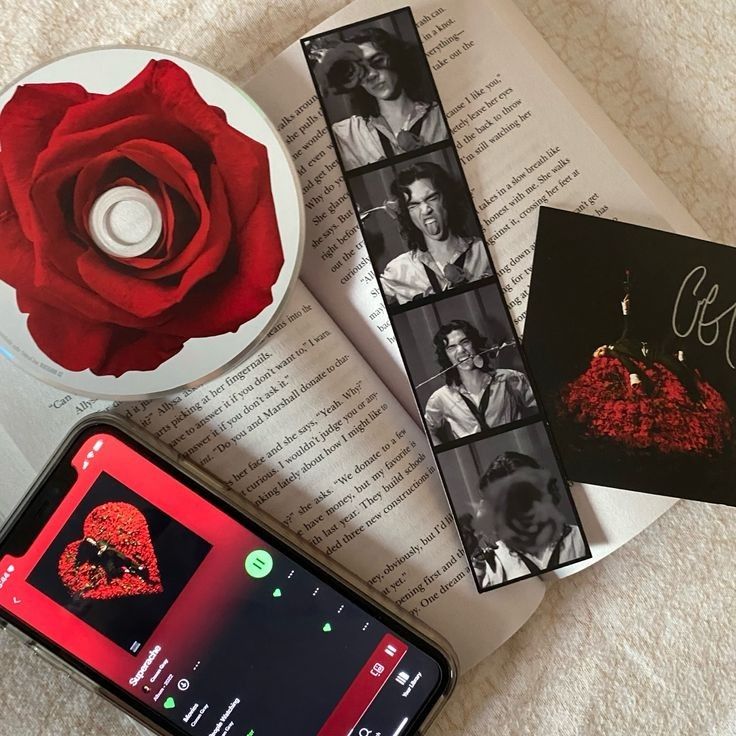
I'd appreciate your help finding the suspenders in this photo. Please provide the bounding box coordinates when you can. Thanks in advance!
[377,129,395,159]
[453,365,527,433]
[480,526,573,584]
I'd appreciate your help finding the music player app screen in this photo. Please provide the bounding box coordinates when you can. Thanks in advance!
[0,432,444,736]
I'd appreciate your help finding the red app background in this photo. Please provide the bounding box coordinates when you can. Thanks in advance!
[0,432,260,691]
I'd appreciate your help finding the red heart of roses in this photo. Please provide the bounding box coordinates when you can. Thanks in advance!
[58,502,163,600]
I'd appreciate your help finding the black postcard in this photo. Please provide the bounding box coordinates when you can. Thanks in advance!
[524,207,736,506]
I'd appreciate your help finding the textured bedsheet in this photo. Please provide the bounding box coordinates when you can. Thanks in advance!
[0,1,734,734]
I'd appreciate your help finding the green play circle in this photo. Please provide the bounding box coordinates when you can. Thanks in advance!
[244,549,274,578]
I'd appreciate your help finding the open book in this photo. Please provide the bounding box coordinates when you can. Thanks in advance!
[0,0,707,674]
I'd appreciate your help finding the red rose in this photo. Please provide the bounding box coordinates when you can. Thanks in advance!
[382,197,402,220]
[559,354,733,454]
[0,59,283,376]
[316,43,366,95]
[396,129,424,152]
[442,262,469,286]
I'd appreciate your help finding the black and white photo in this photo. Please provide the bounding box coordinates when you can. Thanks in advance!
[391,285,536,447]
[438,422,589,591]
[303,10,450,171]
[353,148,493,307]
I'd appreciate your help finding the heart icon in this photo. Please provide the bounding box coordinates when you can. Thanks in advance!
[323,623,332,633]
[272,588,282,598]
[164,697,176,709]
[58,502,163,600]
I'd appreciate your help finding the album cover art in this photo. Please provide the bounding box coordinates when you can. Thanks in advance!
[28,472,211,653]
[524,207,736,505]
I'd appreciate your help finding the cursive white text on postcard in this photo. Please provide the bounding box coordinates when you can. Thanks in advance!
[672,265,736,369]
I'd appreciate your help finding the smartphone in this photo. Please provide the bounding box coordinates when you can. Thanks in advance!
[0,414,456,736]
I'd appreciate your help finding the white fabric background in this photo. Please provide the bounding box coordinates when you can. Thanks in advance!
[0,1,734,734]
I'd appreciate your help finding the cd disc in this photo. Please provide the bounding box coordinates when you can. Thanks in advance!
[0,47,303,399]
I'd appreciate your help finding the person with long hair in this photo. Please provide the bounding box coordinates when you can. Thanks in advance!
[313,27,449,170]
[424,320,535,445]
[379,162,492,304]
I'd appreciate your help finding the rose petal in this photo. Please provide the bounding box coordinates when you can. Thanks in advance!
[0,82,92,240]
[73,158,185,269]
[23,116,210,279]
[28,137,213,319]
[24,298,184,376]
[123,185,198,272]
[162,175,283,337]
[108,140,208,277]
[39,112,211,182]
[15,137,221,328]
[122,179,180,266]
[0,160,36,293]
[8,220,169,328]
[73,153,148,236]
[111,61,267,234]
[70,146,198,272]
[29,132,202,273]
[157,77,286,321]
[47,61,177,137]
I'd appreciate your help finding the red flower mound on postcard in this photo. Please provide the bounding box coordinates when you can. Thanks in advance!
[560,355,733,455]
[58,502,163,600]
[0,60,283,376]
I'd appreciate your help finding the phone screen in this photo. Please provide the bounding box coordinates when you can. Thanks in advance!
[0,425,451,736]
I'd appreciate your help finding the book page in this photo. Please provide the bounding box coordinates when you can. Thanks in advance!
[0,280,543,670]
[242,0,707,570]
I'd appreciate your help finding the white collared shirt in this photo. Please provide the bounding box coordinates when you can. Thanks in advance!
[331,101,448,170]
[380,237,492,304]
[475,526,586,588]
[424,369,537,441]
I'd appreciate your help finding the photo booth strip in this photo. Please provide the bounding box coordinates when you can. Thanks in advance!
[301,7,590,591]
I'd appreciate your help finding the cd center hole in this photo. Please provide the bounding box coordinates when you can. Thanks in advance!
[106,200,154,245]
